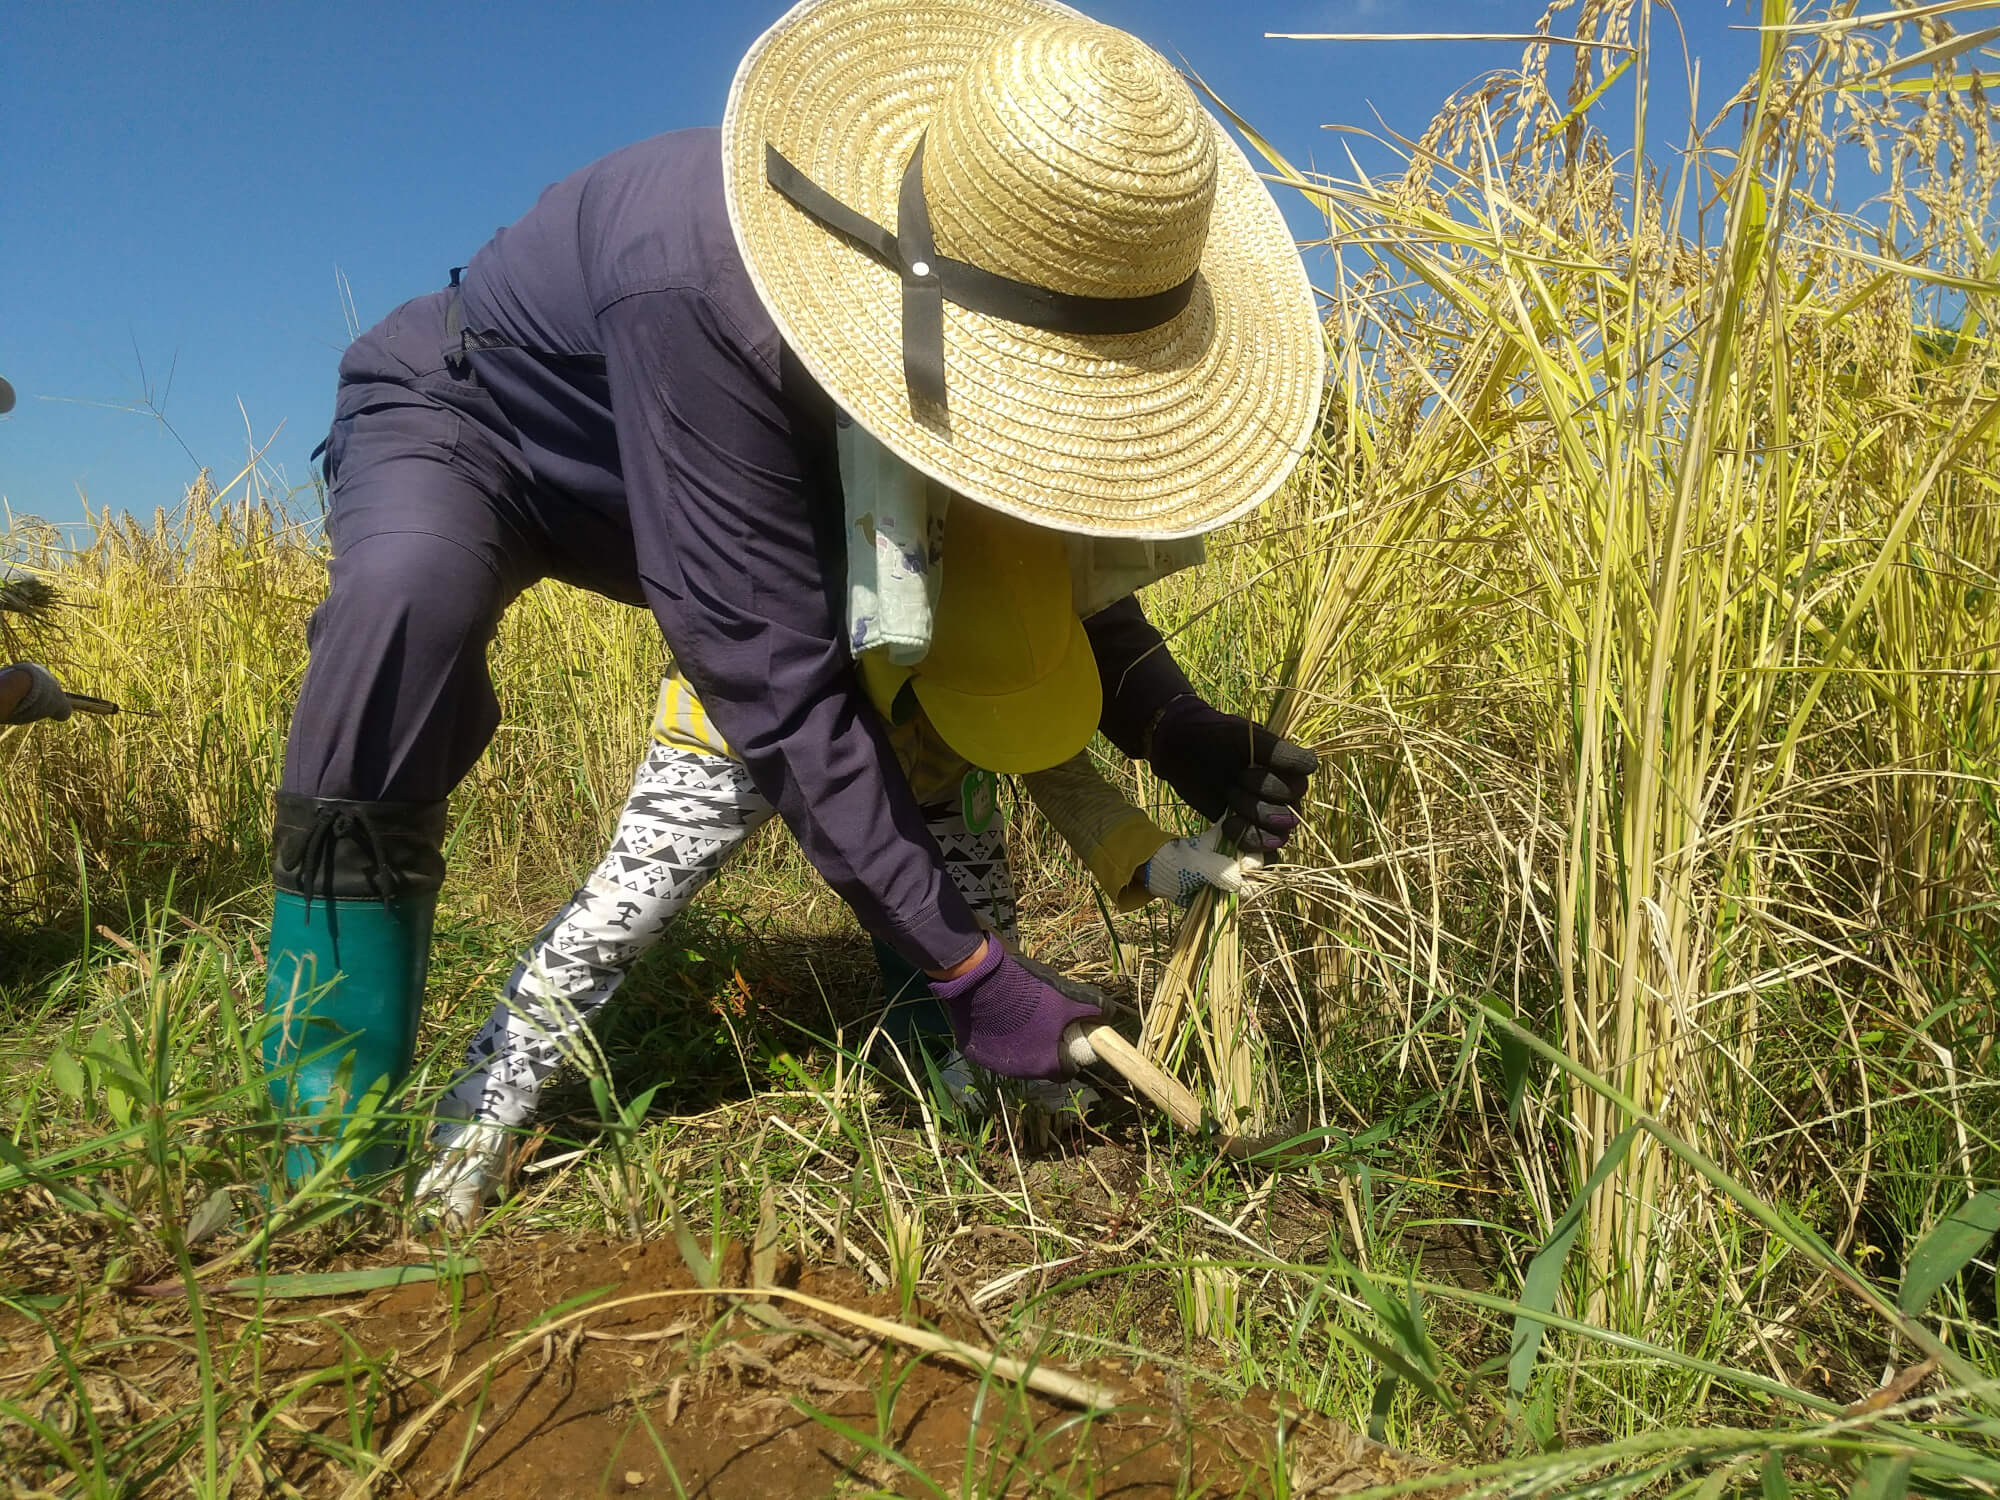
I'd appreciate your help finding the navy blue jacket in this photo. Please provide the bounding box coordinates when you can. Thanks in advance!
[447,129,1190,969]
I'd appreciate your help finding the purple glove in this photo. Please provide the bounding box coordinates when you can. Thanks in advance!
[1147,695,1315,855]
[928,940,1101,1082]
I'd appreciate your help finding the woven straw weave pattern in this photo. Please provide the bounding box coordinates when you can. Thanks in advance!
[924,22,1216,298]
[724,0,1324,538]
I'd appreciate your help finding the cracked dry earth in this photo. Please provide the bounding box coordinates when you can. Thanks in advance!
[242,1235,1423,1498]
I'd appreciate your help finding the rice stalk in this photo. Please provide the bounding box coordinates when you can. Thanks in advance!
[1150,0,2000,1340]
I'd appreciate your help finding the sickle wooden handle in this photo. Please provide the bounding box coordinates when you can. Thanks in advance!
[1027,953,1262,1156]
[1063,1021,1272,1161]
[1062,1022,1204,1131]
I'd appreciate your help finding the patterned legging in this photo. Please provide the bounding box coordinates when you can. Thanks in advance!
[440,742,1016,1128]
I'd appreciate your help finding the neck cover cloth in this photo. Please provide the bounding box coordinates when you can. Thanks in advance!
[839,414,948,665]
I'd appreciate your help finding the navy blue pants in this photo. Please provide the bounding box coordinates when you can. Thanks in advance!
[282,293,645,804]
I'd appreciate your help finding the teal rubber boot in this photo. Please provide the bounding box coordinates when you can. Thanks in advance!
[264,887,433,1181]
[262,795,447,1186]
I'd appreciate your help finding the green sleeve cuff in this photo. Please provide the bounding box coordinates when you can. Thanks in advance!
[1089,812,1173,913]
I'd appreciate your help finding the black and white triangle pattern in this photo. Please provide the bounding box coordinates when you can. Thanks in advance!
[438,755,1023,1133]
[443,745,773,1125]
[922,800,1018,941]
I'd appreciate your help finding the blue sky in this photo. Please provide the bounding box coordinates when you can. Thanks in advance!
[2,2,1760,527]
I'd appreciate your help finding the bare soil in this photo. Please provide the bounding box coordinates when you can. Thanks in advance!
[234,1234,1421,1498]
[0,1111,1485,1497]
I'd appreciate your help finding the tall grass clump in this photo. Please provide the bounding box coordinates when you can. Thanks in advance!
[0,477,666,944]
[1192,0,2000,1352]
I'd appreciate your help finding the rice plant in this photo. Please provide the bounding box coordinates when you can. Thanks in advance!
[1154,0,2000,1343]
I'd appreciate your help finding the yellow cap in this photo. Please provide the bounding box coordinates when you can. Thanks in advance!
[857,503,1101,774]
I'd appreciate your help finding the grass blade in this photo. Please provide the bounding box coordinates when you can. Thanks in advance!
[1510,1125,1640,1398]
[1898,1189,2000,1316]
[214,1259,480,1300]
[1848,1452,1915,1500]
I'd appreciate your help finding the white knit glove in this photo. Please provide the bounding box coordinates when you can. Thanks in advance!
[1,663,71,725]
[1141,825,1249,908]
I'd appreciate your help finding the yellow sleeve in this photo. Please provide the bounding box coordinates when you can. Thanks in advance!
[652,669,737,760]
[1019,753,1173,912]
[658,666,970,808]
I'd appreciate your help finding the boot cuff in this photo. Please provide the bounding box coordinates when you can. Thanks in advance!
[272,794,448,901]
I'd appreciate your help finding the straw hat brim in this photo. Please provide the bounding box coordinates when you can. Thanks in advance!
[722,0,1326,540]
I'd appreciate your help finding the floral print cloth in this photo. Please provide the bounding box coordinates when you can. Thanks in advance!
[838,412,947,665]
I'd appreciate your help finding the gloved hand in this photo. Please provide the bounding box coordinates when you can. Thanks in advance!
[0,663,72,725]
[1146,695,1315,855]
[927,938,1101,1081]
[1142,825,1248,907]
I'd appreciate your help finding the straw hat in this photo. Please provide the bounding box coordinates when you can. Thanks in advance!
[722,0,1325,540]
